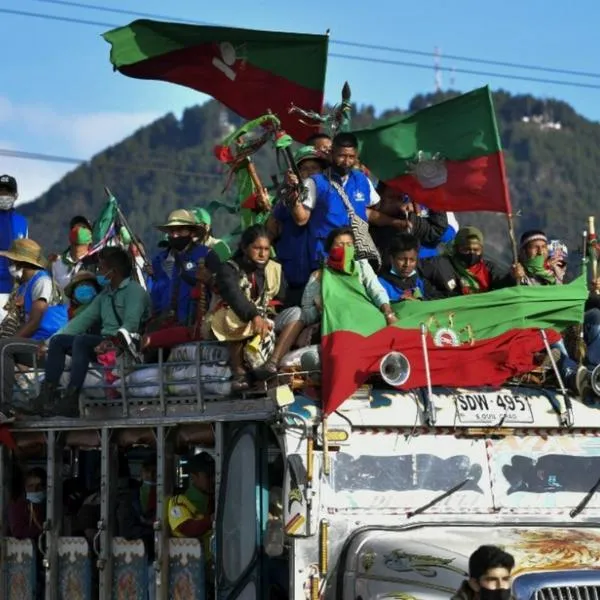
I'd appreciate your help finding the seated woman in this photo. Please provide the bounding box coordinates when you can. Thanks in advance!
[378,234,440,301]
[302,227,396,330]
[205,225,305,391]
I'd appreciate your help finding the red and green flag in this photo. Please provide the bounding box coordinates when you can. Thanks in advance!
[103,20,328,141]
[353,86,510,213]
[321,270,587,415]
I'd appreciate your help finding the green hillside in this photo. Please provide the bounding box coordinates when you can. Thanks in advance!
[19,91,599,262]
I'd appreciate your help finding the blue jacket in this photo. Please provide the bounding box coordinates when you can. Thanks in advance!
[419,224,458,259]
[0,211,28,294]
[21,270,68,340]
[151,243,214,325]
[273,202,313,289]
[308,170,372,268]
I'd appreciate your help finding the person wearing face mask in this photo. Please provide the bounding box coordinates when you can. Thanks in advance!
[150,209,221,329]
[29,247,151,418]
[266,146,330,306]
[421,227,516,297]
[0,175,28,321]
[0,239,67,415]
[50,216,94,291]
[190,207,231,262]
[451,545,515,600]
[513,230,569,286]
[63,271,101,320]
[377,234,441,302]
[8,467,47,540]
[205,225,306,389]
[290,133,397,271]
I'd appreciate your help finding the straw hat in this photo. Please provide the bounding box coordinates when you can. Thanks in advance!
[156,209,200,233]
[0,239,47,269]
[64,270,97,298]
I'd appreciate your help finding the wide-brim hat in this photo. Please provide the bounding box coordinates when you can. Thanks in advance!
[293,145,330,168]
[156,209,201,233]
[64,270,97,298]
[0,239,47,269]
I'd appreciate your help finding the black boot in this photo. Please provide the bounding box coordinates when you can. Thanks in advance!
[18,381,59,416]
[54,386,80,418]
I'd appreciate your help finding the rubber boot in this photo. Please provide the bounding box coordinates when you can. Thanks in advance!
[54,386,80,418]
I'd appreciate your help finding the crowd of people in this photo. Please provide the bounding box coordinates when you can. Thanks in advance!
[0,128,599,417]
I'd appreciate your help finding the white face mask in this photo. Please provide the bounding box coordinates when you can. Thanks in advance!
[8,264,23,280]
[0,196,15,210]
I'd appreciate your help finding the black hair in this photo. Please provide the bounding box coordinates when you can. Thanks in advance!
[142,457,156,472]
[388,233,420,257]
[98,246,132,278]
[469,545,515,580]
[187,452,215,475]
[332,132,359,150]
[324,226,354,254]
[26,467,47,487]
[239,224,270,252]
[376,181,388,195]
[306,132,332,145]
[70,215,92,230]
[519,229,547,247]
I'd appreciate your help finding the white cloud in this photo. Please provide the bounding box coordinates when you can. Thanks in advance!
[0,96,162,201]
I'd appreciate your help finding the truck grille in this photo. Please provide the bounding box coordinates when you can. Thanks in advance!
[534,586,600,600]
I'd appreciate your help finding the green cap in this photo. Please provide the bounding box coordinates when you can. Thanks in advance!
[293,145,329,167]
[191,207,211,227]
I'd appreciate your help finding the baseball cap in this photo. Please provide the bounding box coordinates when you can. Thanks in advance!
[0,175,17,194]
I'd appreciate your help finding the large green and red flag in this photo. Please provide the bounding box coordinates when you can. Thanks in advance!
[321,270,587,415]
[353,86,510,213]
[103,20,328,141]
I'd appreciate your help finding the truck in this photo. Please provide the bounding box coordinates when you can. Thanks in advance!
[1,341,600,600]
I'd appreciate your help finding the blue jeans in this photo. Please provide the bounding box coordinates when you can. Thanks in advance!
[584,308,600,368]
[45,334,104,389]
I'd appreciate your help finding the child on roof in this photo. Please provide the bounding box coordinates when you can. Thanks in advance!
[378,234,440,302]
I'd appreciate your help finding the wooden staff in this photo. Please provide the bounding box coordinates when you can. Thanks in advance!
[589,216,598,290]
[246,158,271,212]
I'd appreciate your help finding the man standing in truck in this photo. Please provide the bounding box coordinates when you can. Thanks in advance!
[452,545,516,600]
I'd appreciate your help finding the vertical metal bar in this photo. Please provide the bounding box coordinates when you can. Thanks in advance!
[44,431,63,600]
[195,342,204,412]
[213,422,224,600]
[98,428,114,598]
[119,357,128,418]
[0,445,6,599]
[158,348,166,416]
[155,426,171,600]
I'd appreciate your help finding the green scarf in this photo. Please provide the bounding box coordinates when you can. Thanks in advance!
[186,485,209,514]
[524,254,556,284]
[448,254,481,293]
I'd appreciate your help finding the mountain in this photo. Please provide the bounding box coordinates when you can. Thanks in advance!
[18,90,600,263]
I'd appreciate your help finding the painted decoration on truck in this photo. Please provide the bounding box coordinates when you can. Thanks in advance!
[58,537,92,600]
[5,538,36,600]
[384,551,467,578]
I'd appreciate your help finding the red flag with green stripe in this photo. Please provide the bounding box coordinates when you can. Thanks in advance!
[321,269,587,415]
[103,20,328,142]
[353,86,509,212]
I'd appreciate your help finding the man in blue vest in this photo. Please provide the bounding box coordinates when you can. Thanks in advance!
[289,133,405,270]
[0,175,28,319]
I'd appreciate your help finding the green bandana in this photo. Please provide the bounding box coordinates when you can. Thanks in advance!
[524,254,556,284]
[327,245,356,275]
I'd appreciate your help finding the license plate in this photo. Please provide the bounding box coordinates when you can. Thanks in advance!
[454,391,534,425]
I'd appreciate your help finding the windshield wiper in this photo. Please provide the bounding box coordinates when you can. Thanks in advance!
[570,475,600,518]
[406,477,471,519]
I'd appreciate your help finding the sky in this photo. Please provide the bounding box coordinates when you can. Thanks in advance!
[2,0,600,205]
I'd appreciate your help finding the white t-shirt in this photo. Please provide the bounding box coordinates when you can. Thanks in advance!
[30,274,55,304]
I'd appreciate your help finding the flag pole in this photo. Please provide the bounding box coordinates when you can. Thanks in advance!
[497,154,519,265]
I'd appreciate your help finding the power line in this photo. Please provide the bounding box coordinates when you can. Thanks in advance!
[6,5,600,90]
[29,0,600,80]
[0,148,225,178]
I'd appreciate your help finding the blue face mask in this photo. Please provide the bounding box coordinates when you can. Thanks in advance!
[26,491,45,504]
[96,273,110,287]
[73,284,97,305]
